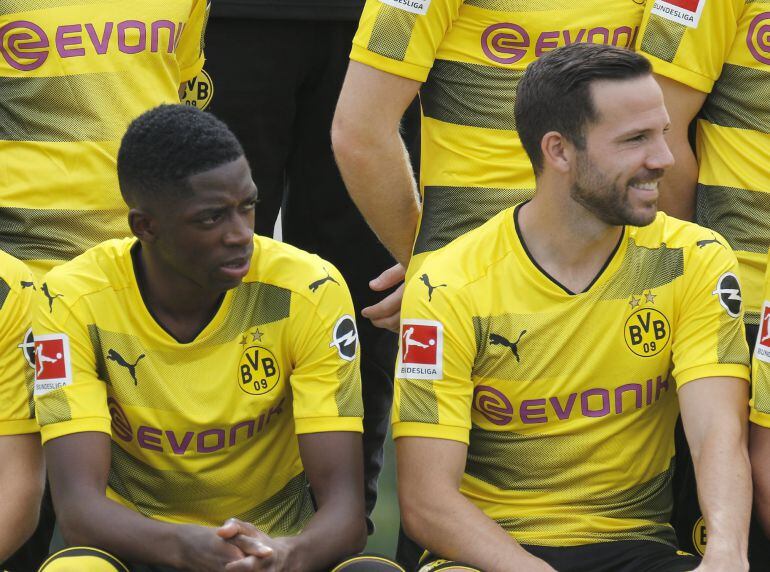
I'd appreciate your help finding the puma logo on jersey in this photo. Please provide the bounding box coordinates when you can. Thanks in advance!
[41,283,63,312]
[107,349,145,385]
[20,280,35,290]
[419,274,446,302]
[309,268,340,292]
[489,331,527,363]
[696,235,724,249]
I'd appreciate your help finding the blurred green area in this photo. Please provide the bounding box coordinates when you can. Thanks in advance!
[366,430,400,557]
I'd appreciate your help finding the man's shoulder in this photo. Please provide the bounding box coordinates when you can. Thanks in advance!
[631,212,730,253]
[43,239,134,303]
[246,236,349,304]
[417,207,518,292]
[0,249,32,292]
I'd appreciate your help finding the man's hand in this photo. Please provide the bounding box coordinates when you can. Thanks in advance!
[218,519,293,572]
[361,263,405,332]
[176,524,245,572]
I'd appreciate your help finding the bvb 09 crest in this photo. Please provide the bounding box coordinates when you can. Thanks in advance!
[624,308,671,357]
[238,345,280,395]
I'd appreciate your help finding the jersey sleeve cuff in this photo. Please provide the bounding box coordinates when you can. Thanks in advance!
[392,421,469,444]
[39,417,112,445]
[350,44,431,83]
[675,363,750,388]
[0,418,39,436]
[647,57,714,94]
[179,53,206,84]
[751,408,770,429]
[294,416,363,435]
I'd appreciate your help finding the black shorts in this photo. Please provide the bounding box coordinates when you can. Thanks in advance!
[418,540,700,572]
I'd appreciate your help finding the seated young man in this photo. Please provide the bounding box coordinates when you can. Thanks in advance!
[0,251,44,564]
[394,44,751,572]
[33,105,383,572]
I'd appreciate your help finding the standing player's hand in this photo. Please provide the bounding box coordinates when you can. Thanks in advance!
[218,519,294,571]
[176,524,245,572]
[362,263,405,332]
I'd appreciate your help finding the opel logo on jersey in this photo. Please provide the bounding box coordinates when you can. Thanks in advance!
[238,345,280,395]
[712,272,742,318]
[329,315,358,362]
[17,328,35,368]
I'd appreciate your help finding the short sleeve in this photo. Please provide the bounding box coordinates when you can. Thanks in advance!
[392,267,475,444]
[0,265,37,436]
[637,0,743,93]
[750,251,770,427]
[671,234,751,387]
[350,0,464,82]
[33,277,111,444]
[176,0,209,83]
[288,264,363,435]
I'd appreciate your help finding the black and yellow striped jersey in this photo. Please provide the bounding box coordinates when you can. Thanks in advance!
[395,206,750,546]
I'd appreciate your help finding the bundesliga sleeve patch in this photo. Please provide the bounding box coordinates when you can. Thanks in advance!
[650,0,706,28]
[757,302,770,363]
[34,333,73,396]
[398,319,443,380]
[379,0,431,16]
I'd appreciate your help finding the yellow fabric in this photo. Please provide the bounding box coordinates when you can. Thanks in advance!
[351,0,645,276]
[394,207,750,546]
[750,249,770,426]
[0,1,208,279]
[39,547,128,572]
[0,250,37,436]
[637,0,770,324]
[33,236,363,532]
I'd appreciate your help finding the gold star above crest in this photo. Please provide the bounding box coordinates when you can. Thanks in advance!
[645,291,657,304]
[251,329,264,342]
[629,296,640,309]
[239,334,248,346]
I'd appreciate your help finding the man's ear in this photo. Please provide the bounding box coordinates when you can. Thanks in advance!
[128,208,158,243]
[540,131,573,175]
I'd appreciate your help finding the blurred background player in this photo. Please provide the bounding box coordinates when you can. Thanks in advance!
[750,249,770,538]
[0,1,209,279]
[204,0,421,532]
[0,4,208,566]
[394,44,751,572]
[33,106,370,571]
[0,252,44,567]
[636,0,770,564]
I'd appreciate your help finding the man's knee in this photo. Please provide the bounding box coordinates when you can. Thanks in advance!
[39,547,128,572]
[332,554,406,572]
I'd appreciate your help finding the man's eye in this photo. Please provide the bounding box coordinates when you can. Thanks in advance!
[242,200,257,211]
[627,134,646,142]
[200,213,221,225]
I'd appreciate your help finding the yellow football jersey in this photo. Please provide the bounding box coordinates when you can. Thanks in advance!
[0,1,209,279]
[0,250,36,436]
[351,0,645,276]
[33,237,363,532]
[394,206,749,546]
[637,0,770,327]
[750,249,770,427]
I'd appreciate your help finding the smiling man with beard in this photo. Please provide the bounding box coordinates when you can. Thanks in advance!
[31,105,388,572]
[393,44,751,572]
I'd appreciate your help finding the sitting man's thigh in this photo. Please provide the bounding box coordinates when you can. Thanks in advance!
[39,547,178,572]
[525,540,701,572]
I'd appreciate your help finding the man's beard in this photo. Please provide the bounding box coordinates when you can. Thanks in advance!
[570,151,661,228]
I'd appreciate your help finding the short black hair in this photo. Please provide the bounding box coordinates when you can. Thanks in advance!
[117,104,245,206]
[515,43,652,175]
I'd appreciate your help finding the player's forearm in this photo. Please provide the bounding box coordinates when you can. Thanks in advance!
[279,499,367,572]
[55,492,187,568]
[691,417,751,568]
[332,122,420,266]
[401,488,554,572]
[749,423,770,539]
[0,480,43,561]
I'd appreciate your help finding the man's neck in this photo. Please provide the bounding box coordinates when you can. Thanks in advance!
[133,244,224,343]
[518,194,624,294]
